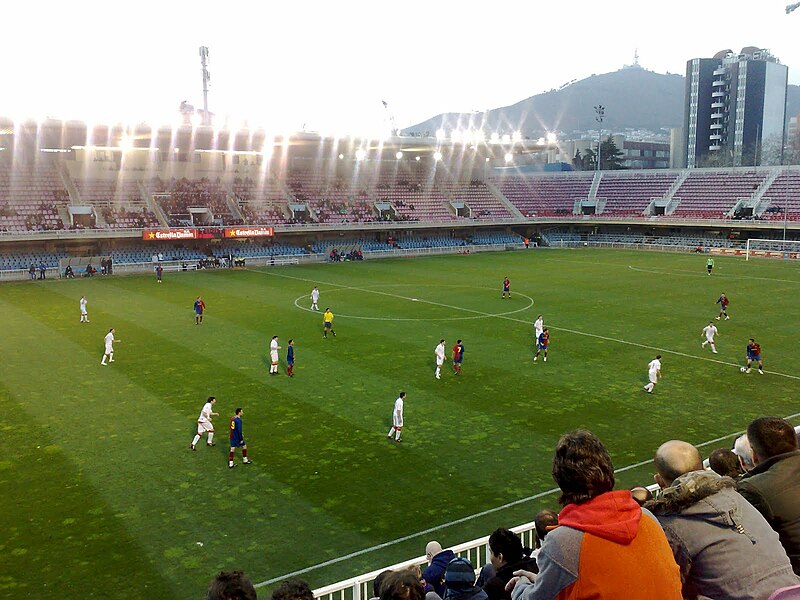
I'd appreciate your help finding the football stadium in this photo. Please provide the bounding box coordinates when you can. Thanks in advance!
[3,6,800,600]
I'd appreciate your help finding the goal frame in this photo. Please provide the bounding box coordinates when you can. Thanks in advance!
[745,238,800,261]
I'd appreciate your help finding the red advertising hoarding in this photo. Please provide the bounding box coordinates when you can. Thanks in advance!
[223,226,275,238]
[142,229,199,241]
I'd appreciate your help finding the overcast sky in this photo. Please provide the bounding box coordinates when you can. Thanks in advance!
[1,1,797,134]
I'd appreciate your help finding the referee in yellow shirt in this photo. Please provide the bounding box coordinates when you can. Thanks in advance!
[323,307,336,339]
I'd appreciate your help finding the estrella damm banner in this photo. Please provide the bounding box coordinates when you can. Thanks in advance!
[142,229,199,241]
[223,227,275,238]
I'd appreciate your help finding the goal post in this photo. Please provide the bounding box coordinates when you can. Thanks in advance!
[745,238,800,261]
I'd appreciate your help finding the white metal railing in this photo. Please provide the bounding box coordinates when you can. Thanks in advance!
[311,521,540,600]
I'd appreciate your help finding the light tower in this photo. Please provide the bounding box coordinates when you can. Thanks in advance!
[199,46,210,126]
[594,105,605,171]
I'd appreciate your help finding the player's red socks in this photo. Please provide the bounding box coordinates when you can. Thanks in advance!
[228,451,234,461]
[242,449,248,458]
[288,365,293,376]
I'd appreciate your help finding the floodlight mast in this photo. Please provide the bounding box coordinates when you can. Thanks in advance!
[787,2,799,14]
[199,46,210,126]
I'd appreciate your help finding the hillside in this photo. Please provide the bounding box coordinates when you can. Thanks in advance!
[405,68,800,137]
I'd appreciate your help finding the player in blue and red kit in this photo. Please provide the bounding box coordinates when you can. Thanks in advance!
[502,276,511,299]
[452,339,464,374]
[745,338,764,374]
[194,296,206,325]
[716,292,730,320]
[228,408,252,468]
[534,328,550,362]
[286,339,295,377]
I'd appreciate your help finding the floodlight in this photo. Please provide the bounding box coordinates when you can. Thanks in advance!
[490,132,500,143]
[435,129,446,140]
[485,157,491,162]
[395,151,403,159]
[512,131,522,142]
[338,153,345,160]
[546,132,557,144]
[415,156,421,161]
[504,152,513,162]
[433,151,443,161]
[355,148,367,160]
[501,134,511,144]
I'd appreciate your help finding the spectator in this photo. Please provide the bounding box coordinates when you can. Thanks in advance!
[734,434,757,473]
[508,430,682,600]
[422,541,455,598]
[708,447,744,479]
[38,261,46,280]
[369,570,394,600]
[64,265,74,279]
[647,440,799,599]
[629,486,653,506]
[271,579,314,600]
[206,570,257,600]
[738,417,800,574]
[381,570,426,600]
[29,263,36,280]
[482,528,537,600]
[533,510,558,550]
[444,557,487,600]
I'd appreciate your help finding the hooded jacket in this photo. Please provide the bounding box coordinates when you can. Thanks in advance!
[511,490,682,600]
[646,470,800,599]
[424,550,456,598]
[738,450,800,574]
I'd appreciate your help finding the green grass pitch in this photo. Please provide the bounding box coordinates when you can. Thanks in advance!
[0,248,798,598]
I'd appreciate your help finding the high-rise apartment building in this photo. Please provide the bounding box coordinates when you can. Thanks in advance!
[684,47,788,168]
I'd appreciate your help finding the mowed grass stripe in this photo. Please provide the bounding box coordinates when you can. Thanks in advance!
[0,382,179,599]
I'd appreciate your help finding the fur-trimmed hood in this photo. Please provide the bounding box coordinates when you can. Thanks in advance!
[645,470,738,515]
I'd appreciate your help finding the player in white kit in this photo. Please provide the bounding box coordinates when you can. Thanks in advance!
[534,315,544,341]
[701,322,719,353]
[434,339,446,379]
[386,391,406,442]
[191,396,219,450]
[269,335,281,375]
[80,296,89,323]
[310,287,320,311]
[101,328,117,365]
[643,355,662,393]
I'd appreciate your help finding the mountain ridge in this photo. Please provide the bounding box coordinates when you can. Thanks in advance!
[404,67,800,137]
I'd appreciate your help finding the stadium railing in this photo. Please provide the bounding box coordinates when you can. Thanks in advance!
[311,520,539,600]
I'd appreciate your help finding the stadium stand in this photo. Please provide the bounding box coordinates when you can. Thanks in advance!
[0,159,68,232]
[671,171,766,218]
[436,180,513,219]
[595,172,676,217]
[761,171,800,221]
[491,174,593,217]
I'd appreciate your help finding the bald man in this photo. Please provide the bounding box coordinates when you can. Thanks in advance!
[422,540,455,598]
[646,440,800,598]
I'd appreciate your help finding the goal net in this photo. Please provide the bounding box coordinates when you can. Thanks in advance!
[745,238,800,261]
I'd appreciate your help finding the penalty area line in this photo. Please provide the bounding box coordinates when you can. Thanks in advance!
[254,411,800,588]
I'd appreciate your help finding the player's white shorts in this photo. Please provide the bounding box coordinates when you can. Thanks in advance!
[197,419,214,434]
[706,335,715,342]
[393,417,403,428]
[270,351,279,363]
[81,308,88,315]
[104,344,113,354]
[436,358,444,366]
[535,329,543,340]
[648,371,658,384]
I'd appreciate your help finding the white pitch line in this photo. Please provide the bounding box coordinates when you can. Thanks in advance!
[248,267,800,382]
[254,410,800,588]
